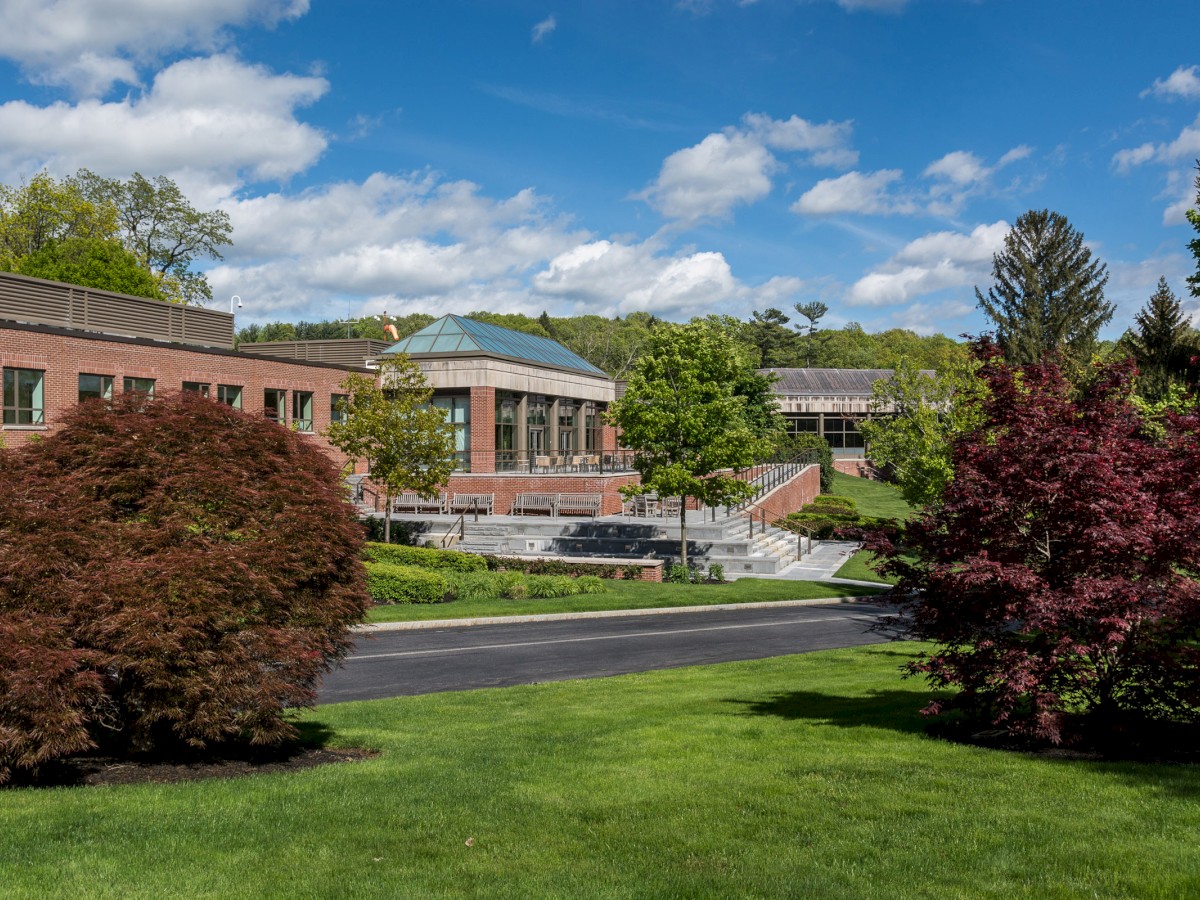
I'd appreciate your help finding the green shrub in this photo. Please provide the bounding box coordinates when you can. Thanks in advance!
[708,563,725,582]
[784,433,834,493]
[365,542,486,572]
[365,562,449,604]
[448,571,506,601]
[575,575,608,594]
[668,564,691,584]
[622,565,644,581]
[525,575,581,598]
[810,495,857,512]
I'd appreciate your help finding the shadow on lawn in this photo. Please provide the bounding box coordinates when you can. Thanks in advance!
[732,689,931,736]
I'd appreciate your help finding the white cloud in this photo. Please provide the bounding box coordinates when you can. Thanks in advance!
[923,150,987,186]
[639,113,856,223]
[1141,65,1200,101]
[835,0,909,11]
[532,238,801,317]
[0,0,308,94]
[532,15,557,44]
[846,220,1009,306]
[0,55,328,193]
[792,169,913,216]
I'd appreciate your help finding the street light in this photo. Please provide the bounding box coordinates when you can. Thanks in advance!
[230,295,243,314]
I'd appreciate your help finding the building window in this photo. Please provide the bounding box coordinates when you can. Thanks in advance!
[433,395,471,470]
[78,373,114,403]
[264,389,286,423]
[584,402,601,453]
[3,367,44,425]
[217,384,242,409]
[786,415,819,435]
[331,393,348,424]
[292,391,314,432]
[822,416,865,450]
[123,377,156,397]
[182,381,210,398]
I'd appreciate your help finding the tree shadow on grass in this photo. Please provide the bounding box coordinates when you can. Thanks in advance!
[730,689,933,736]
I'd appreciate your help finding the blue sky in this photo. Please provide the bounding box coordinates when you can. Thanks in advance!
[0,1,1198,338]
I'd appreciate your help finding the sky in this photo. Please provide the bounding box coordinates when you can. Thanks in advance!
[0,1,1198,338]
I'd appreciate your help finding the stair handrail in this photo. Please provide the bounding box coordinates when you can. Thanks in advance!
[438,498,481,549]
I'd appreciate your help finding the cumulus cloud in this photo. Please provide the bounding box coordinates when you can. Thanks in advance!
[846,221,1009,306]
[532,238,802,317]
[793,146,1032,219]
[0,0,308,94]
[792,169,912,216]
[1141,65,1200,101]
[638,112,856,223]
[531,15,557,44]
[0,55,328,194]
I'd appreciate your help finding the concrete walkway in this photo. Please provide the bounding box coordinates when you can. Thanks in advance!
[757,540,890,588]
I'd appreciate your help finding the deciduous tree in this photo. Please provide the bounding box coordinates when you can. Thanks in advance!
[870,341,1200,744]
[0,171,117,269]
[0,392,368,783]
[608,321,760,568]
[14,236,164,299]
[976,209,1113,368]
[325,354,457,543]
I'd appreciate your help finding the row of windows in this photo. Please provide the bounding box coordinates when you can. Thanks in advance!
[2,367,347,433]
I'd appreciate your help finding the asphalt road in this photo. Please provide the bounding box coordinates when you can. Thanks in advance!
[318,600,894,703]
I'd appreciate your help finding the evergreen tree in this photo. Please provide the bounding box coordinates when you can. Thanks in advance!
[1122,277,1194,402]
[794,301,829,367]
[976,209,1113,367]
[1188,163,1200,301]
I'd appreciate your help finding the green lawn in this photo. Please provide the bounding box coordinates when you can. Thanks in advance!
[3,645,1197,898]
[829,470,918,520]
[828,472,919,584]
[365,577,884,623]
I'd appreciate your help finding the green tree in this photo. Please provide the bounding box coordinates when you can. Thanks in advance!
[858,357,987,507]
[794,301,829,367]
[325,355,457,543]
[1188,163,1200,301]
[608,321,760,568]
[747,308,799,368]
[464,311,551,337]
[14,237,163,299]
[0,171,117,270]
[76,170,232,304]
[976,209,1113,368]
[1120,277,1195,402]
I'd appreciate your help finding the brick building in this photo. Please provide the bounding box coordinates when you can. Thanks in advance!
[0,271,369,471]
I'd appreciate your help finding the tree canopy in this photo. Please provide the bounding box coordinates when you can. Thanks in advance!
[1120,276,1196,402]
[324,354,457,544]
[976,209,1113,368]
[13,236,164,299]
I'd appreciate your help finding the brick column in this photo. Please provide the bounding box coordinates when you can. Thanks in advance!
[469,385,496,473]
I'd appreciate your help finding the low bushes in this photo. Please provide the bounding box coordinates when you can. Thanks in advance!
[482,555,647,580]
[365,562,450,604]
[779,495,901,541]
[365,542,487,572]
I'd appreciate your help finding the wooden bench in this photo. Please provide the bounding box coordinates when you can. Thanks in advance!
[393,492,446,514]
[449,493,494,515]
[511,493,558,516]
[556,493,602,517]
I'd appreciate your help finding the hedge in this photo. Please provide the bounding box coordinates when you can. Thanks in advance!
[365,542,487,572]
[483,555,646,579]
[365,562,450,604]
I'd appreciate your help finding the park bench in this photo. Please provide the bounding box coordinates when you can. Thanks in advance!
[393,492,447,514]
[556,493,602,517]
[449,493,495,515]
[511,493,558,516]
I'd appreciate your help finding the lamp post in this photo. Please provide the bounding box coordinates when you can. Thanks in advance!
[230,295,243,314]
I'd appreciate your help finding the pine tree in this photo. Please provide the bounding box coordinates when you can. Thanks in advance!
[1122,277,1194,402]
[976,209,1113,367]
[1188,164,1200,301]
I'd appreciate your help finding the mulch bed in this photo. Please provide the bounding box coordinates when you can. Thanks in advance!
[929,718,1200,765]
[5,744,379,789]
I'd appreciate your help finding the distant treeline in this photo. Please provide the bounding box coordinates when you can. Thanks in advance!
[235,307,968,377]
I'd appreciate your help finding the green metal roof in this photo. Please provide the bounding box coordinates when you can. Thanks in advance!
[383,315,607,377]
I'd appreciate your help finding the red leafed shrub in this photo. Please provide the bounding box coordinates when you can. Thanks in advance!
[869,340,1200,745]
[0,392,369,783]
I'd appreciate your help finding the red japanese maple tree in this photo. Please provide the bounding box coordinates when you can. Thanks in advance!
[0,392,369,783]
[870,341,1200,743]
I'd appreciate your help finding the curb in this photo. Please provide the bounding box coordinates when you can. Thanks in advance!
[354,594,893,632]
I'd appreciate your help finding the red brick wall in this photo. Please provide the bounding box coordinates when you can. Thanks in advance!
[1,323,359,471]
[469,385,496,474]
[749,463,821,522]
[834,458,875,477]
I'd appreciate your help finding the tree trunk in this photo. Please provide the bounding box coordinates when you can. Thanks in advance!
[384,488,392,544]
[680,495,688,570]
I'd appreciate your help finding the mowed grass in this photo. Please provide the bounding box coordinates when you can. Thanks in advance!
[3,645,1198,899]
[365,576,884,623]
[831,472,919,584]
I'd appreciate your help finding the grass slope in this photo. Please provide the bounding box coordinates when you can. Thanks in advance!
[366,577,883,623]
[830,473,918,584]
[3,646,1197,898]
